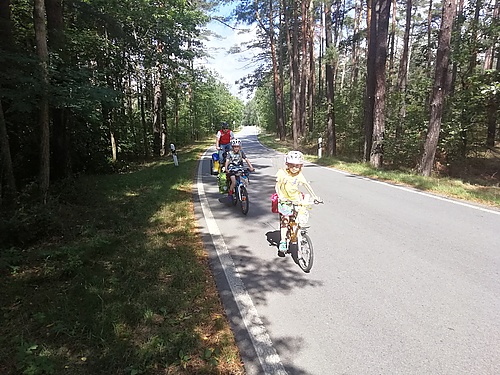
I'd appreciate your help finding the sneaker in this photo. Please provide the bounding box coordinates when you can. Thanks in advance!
[278,241,287,257]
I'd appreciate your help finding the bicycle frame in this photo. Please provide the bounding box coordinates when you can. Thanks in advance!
[226,168,250,215]
[285,203,309,242]
[280,201,315,272]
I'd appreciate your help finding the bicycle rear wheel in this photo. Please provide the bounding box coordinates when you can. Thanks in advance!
[297,231,314,273]
[240,186,249,215]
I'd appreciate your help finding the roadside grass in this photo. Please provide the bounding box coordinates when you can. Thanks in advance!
[0,141,244,375]
[258,132,500,208]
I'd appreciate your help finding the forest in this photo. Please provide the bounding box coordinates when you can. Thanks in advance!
[1,0,245,208]
[0,0,498,373]
[1,0,499,205]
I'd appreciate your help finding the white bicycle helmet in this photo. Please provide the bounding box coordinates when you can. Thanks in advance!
[231,139,242,147]
[285,150,304,165]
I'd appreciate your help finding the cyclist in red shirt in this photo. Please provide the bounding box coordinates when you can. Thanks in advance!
[215,122,235,167]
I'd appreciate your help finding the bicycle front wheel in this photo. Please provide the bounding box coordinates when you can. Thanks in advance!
[239,186,249,215]
[232,186,238,206]
[297,232,314,273]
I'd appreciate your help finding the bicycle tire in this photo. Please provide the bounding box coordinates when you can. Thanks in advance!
[232,186,238,206]
[210,159,216,175]
[240,186,249,215]
[297,232,314,273]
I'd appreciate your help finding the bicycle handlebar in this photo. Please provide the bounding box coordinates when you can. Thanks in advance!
[283,199,323,207]
[229,167,253,175]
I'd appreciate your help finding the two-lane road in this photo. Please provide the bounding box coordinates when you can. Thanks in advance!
[194,126,500,375]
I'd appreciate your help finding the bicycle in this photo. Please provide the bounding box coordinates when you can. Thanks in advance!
[280,198,323,273]
[226,167,250,215]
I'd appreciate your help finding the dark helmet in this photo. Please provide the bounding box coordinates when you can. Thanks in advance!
[221,122,229,129]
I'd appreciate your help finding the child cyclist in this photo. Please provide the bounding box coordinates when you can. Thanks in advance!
[275,151,321,256]
[225,139,255,200]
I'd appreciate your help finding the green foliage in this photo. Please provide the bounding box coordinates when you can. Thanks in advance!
[15,342,56,375]
[0,200,64,249]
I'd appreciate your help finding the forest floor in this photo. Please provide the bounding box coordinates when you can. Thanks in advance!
[0,140,245,375]
[258,132,500,209]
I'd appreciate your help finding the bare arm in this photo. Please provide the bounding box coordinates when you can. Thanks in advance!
[215,132,220,149]
[302,181,321,202]
[244,158,254,171]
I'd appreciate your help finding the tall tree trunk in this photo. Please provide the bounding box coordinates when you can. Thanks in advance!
[318,2,324,98]
[102,102,116,161]
[34,0,50,203]
[325,1,336,156]
[161,82,169,157]
[152,67,162,156]
[300,0,307,137]
[292,0,301,147]
[351,0,363,85]
[285,0,300,148]
[369,0,391,168]
[45,0,71,179]
[174,87,180,146]
[0,0,13,48]
[388,0,397,81]
[0,0,17,204]
[450,0,464,96]
[426,0,434,75]
[308,9,315,133]
[419,0,456,176]
[395,0,413,140]
[486,50,499,147]
[484,0,499,71]
[0,100,16,205]
[457,0,482,157]
[139,79,150,158]
[485,0,500,147]
[257,0,285,140]
[363,0,376,161]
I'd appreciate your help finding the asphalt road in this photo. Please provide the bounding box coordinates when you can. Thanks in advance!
[194,126,500,375]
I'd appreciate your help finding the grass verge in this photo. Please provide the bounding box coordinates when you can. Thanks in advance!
[258,132,500,208]
[0,141,244,375]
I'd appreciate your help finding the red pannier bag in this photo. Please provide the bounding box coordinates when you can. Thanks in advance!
[271,193,279,213]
